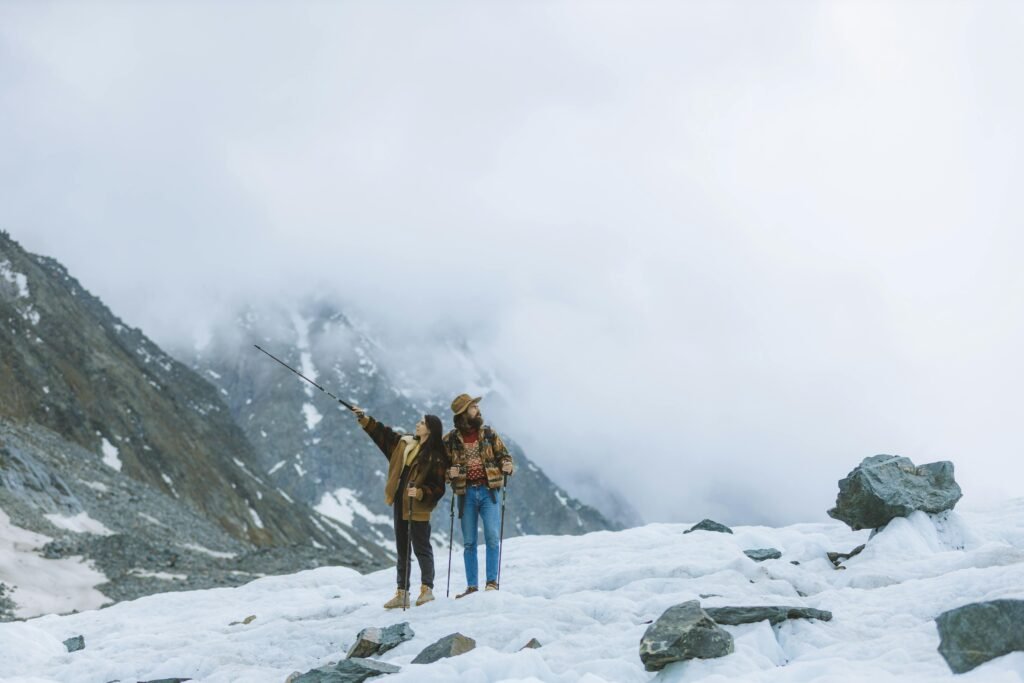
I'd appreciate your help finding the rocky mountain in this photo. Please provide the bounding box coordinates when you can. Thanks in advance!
[0,231,390,618]
[183,300,618,546]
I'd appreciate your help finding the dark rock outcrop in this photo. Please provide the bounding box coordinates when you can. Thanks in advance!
[936,600,1024,673]
[683,519,733,534]
[521,638,542,650]
[828,455,962,530]
[639,601,734,671]
[292,658,399,683]
[411,633,476,664]
[704,606,832,626]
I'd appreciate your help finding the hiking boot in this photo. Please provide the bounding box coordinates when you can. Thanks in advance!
[415,585,435,606]
[383,589,408,609]
[455,586,478,599]
[485,581,499,591]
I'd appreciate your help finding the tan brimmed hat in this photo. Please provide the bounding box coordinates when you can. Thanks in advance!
[451,393,482,415]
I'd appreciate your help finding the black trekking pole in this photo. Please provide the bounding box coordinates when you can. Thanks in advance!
[446,489,456,597]
[405,504,413,611]
[497,474,508,588]
[253,345,358,411]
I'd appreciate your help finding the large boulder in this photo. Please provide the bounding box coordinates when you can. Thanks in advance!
[828,455,962,530]
[411,633,476,664]
[346,623,414,659]
[936,600,1024,674]
[704,606,832,626]
[639,601,734,672]
[292,658,399,683]
[683,519,733,534]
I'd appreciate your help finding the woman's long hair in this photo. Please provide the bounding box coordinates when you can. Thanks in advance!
[420,414,446,465]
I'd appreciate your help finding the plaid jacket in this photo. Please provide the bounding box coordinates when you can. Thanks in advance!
[443,425,514,495]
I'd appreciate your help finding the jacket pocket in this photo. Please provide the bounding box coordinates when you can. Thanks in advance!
[485,466,503,489]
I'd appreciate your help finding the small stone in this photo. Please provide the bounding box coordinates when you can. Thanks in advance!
[243,615,257,625]
[743,548,782,562]
[63,635,85,653]
[683,519,733,534]
[411,633,476,664]
[827,544,865,568]
[520,638,542,650]
[346,622,414,659]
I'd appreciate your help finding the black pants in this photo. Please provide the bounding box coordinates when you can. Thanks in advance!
[394,497,434,589]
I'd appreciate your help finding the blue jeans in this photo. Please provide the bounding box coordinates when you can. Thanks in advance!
[460,485,501,587]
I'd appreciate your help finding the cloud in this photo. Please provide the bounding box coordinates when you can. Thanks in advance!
[3,0,1023,524]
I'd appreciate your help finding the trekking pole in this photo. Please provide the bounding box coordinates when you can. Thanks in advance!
[497,474,508,587]
[253,345,358,411]
[404,494,413,611]
[446,489,456,598]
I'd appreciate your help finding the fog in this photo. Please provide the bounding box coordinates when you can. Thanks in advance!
[4,0,1022,525]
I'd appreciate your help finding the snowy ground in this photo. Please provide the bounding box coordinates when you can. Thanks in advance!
[2,499,1023,682]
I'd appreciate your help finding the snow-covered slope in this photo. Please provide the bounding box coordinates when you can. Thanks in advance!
[2,498,1022,682]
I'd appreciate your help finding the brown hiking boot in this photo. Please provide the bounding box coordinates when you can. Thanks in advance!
[383,589,408,609]
[485,581,499,591]
[415,585,435,606]
[455,586,478,599]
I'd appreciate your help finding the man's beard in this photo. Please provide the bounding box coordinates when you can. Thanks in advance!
[459,413,484,433]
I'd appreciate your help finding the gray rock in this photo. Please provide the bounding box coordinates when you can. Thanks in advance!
[639,601,734,671]
[292,658,399,683]
[138,679,191,683]
[743,548,782,562]
[827,544,866,568]
[346,622,414,659]
[827,454,962,530]
[520,638,542,650]
[936,599,1024,673]
[683,519,733,534]
[63,635,85,652]
[411,633,476,665]
[0,583,15,621]
[705,606,832,626]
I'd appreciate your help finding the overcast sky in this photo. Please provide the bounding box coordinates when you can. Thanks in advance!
[3,1,1022,526]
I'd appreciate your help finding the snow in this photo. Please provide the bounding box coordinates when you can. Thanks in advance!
[206,369,222,380]
[128,569,188,581]
[291,312,318,399]
[0,508,110,620]
[0,259,30,298]
[180,544,237,560]
[99,438,121,471]
[315,487,391,527]
[42,386,50,394]
[302,402,323,430]
[249,507,265,529]
[268,460,286,475]
[43,513,114,536]
[3,501,1024,682]
[80,481,108,494]
[138,513,165,527]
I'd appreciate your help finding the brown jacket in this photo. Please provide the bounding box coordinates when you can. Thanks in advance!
[359,415,449,522]
[443,426,514,495]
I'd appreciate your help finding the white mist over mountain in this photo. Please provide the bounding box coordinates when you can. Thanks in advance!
[5,1,1023,525]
